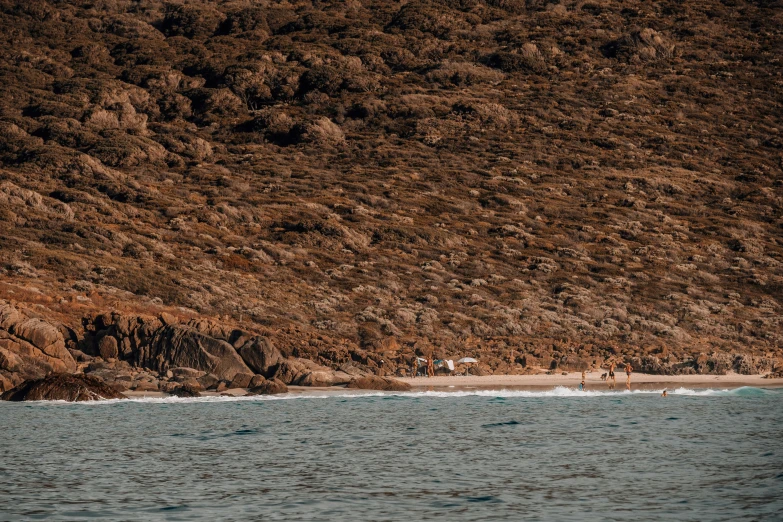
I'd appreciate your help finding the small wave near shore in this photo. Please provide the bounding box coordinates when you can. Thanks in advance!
[11,385,775,406]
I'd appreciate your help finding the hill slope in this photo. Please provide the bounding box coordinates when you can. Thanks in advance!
[1,0,782,375]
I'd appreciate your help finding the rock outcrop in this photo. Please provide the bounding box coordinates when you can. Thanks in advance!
[83,313,253,381]
[247,378,288,395]
[169,384,202,398]
[345,376,411,391]
[236,337,282,376]
[629,353,778,376]
[1,374,125,402]
[146,325,252,381]
[0,301,76,392]
[270,358,352,386]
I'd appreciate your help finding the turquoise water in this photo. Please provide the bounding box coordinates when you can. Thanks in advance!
[1,387,782,521]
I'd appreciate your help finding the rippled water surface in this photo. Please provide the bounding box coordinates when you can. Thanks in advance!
[2,386,782,521]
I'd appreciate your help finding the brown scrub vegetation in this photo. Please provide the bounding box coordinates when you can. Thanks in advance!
[0,0,782,380]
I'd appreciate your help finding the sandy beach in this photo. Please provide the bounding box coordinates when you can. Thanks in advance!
[119,372,783,399]
[399,371,783,389]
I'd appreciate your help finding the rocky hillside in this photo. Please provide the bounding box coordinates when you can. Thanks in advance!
[1,0,782,382]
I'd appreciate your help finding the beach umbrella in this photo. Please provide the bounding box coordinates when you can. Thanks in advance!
[457,357,477,364]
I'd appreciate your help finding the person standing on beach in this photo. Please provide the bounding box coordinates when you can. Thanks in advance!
[411,357,418,378]
[608,361,616,389]
[625,362,633,390]
[427,357,434,378]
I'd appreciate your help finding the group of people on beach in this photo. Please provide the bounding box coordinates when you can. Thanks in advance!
[580,361,633,391]
[411,357,434,378]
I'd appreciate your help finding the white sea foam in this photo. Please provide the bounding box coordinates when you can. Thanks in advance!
[30,385,761,406]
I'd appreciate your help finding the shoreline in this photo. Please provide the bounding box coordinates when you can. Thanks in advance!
[120,372,783,399]
[398,371,783,390]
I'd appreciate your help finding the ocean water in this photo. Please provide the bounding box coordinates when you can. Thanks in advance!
[1,387,782,521]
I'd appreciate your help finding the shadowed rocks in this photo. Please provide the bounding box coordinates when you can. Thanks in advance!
[247,378,288,395]
[1,373,125,402]
[169,383,202,398]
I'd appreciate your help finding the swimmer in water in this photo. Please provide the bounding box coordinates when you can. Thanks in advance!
[661,390,668,397]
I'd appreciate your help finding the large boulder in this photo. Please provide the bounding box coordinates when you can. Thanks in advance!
[271,359,307,385]
[271,358,350,387]
[197,373,220,390]
[295,370,352,387]
[98,335,119,359]
[227,372,254,389]
[247,378,288,395]
[136,324,253,381]
[1,374,126,401]
[248,374,267,388]
[171,367,206,379]
[345,376,411,391]
[169,383,202,398]
[237,336,282,376]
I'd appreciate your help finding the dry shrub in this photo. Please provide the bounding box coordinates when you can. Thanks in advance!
[484,0,527,14]
[299,65,345,96]
[154,132,213,162]
[293,117,345,145]
[84,104,148,133]
[222,64,272,106]
[222,253,253,271]
[426,61,504,86]
[157,93,192,120]
[88,132,169,168]
[160,3,225,39]
[187,88,245,123]
[604,28,676,63]
[220,7,270,35]
[251,108,295,143]
[104,14,165,41]
[487,43,546,73]
[453,101,517,130]
[387,2,472,39]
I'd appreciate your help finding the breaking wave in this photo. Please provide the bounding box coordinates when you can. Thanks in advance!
[22,385,776,406]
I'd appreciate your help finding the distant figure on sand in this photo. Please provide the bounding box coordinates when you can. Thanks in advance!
[581,370,586,382]
[625,362,633,390]
[608,361,616,389]
[579,380,586,391]
[427,357,434,378]
[411,357,418,378]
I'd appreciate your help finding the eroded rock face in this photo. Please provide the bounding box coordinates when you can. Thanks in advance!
[345,376,411,391]
[247,378,288,395]
[169,384,202,398]
[227,372,254,389]
[0,301,77,392]
[149,325,252,381]
[83,313,254,382]
[1,373,125,402]
[237,337,282,376]
[271,359,307,385]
